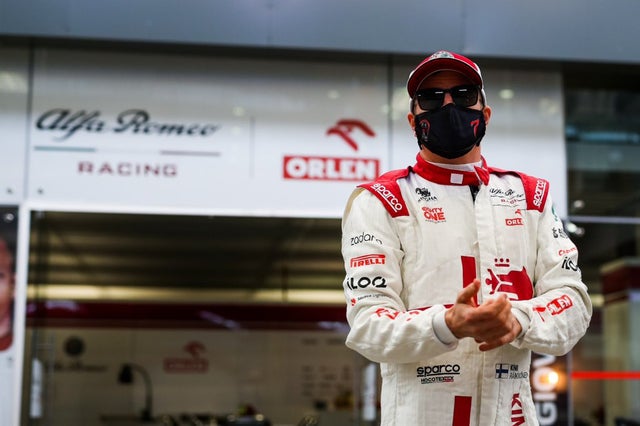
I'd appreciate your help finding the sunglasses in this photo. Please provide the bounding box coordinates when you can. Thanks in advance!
[415,84,480,111]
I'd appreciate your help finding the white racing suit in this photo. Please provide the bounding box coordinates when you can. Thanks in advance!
[341,155,592,426]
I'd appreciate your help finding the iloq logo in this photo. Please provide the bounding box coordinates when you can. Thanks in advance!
[344,276,387,290]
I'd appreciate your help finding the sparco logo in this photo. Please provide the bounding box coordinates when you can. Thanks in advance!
[416,364,460,384]
[416,364,461,377]
[36,108,220,141]
[533,180,547,208]
[371,183,403,212]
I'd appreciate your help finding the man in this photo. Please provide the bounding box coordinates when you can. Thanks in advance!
[0,234,15,351]
[341,51,592,425]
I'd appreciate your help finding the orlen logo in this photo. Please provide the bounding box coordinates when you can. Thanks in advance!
[506,209,523,226]
[533,179,547,208]
[547,295,573,315]
[326,119,376,151]
[164,341,209,373]
[283,155,379,181]
[283,118,380,181]
[350,254,386,268]
[371,183,403,213]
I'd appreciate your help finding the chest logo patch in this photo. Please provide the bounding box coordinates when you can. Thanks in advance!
[422,206,446,222]
[485,258,533,301]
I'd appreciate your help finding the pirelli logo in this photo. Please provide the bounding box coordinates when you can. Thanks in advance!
[350,254,386,268]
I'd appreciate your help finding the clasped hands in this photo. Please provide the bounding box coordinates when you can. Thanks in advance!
[444,279,522,351]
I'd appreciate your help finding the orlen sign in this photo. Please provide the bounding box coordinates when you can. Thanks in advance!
[283,118,380,181]
[283,155,379,181]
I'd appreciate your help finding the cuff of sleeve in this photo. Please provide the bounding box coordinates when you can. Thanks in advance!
[433,309,459,346]
[511,307,531,339]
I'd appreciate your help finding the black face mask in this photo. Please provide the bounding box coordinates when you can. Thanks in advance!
[414,104,486,159]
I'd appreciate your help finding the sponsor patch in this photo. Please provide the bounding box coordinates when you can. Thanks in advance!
[344,276,387,290]
[558,247,577,256]
[371,182,404,213]
[415,187,438,202]
[489,187,526,208]
[496,364,529,380]
[485,258,533,301]
[533,179,547,208]
[561,257,579,271]
[547,295,573,315]
[350,254,386,268]
[505,217,524,226]
[350,232,382,246]
[422,206,446,222]
[417,364,460,384]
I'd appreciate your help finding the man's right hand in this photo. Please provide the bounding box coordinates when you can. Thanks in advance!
[444,279,522,351]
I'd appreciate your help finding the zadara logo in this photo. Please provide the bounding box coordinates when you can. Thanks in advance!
[283,118,380,181]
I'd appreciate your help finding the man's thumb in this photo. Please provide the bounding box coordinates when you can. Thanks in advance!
[456,279,480,306]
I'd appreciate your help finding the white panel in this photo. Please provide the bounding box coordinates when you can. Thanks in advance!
[28,48,389,217]
[0,46,29,203]
[390,63,568,218]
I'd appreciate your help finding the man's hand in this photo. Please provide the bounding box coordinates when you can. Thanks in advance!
[444,279,522,351]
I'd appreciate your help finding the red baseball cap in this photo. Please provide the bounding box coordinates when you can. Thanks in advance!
[407,50,484,98]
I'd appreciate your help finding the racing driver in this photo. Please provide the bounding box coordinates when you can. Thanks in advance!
[341,50,592,425]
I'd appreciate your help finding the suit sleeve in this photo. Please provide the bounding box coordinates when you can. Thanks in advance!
[510,193,593,355]
[342,188,458,364]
